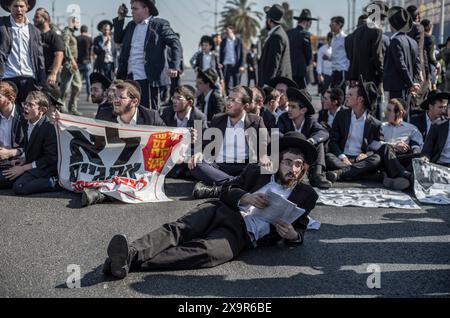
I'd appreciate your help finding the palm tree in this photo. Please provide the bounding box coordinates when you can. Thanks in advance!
[219,0,263,49]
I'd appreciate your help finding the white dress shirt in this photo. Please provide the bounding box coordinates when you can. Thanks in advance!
[382,121,424,153]
[203,89,213,119]
[438,123,450,164]
[426,113,433,135]
[117,108,138,126]
[0,104,15,148]
[4,16,35,79]
[102,36,114,63]
[223,37,236,65]
[174,108,192,128]
[202,52,212,71]
[216,114,247,163]
[331,31,349,72]
[292,118,305,133]
[327,107,342,128]
[128,16,152,80]
[343,111,367,157]
[317,44,333,76]
[27,119,39,169]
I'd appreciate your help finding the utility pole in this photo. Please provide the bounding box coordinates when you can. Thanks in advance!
[214,0,218,33]
[316,17,321,37]
[440,0,445,45]
[352,0,356,32]
[52,0,56,22]
[347,0,351,34]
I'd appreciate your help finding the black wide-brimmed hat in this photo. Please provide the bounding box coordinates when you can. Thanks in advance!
[358,75,379,111]
[294,9,318,21]
[140,0,159,16]
[280,132,318,165]
[90,72,111,90]
[264,4,285,24]
[269,77,299,90]
[388,6,413,33]
[421,90,450,110]
[365,1,389,18]
[197,68,219,87]
[287,87,315,115]
[97,20,113,32]
[34,83,64,108]
[1,0,35,12]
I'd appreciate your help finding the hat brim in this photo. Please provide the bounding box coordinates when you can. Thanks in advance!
[197,69,216,87]
[388,7,413,33]
[97,20,114,32]
[264,6,285,24]
[357,75,375,110]
[287,88,315,115]
[143,0,159,16]
[1,0,35,12]
[421,92,450,110]
[269,77,299,90]
[280,136,318,165]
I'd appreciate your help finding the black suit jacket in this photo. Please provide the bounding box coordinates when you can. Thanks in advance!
[1,105,25,156]
[329,108,384,157]
[196,90,225,123]
[22,116,58,178]
[422,119,450,164]
[219,37,244,70]
[193,52,223,80]
[260,108,277,132]
[220,164,319,245]
[410,110,428,139]
[277,113,329,146]
[95,105,166,127]
[113,17,182,87]
[258,26,292,86]
[346,23,384,85]
[317,107,348,131]
[0,16,45,85]
[93,35,117,71]
[161,106,207,129]
[287,25,312,78]
[384,33,421,92]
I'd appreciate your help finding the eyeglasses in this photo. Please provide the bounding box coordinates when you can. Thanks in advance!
[112,95,131,101]
[171,95,187,102]
[225,97,242,104]
[22,102,38,109]
[281,159,304,169]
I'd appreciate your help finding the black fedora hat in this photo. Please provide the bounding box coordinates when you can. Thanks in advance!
[294,9,318,21]
[280,132,318,165]
[34,83,64,108]
[388,6,413,33]
[365,1,389,18]
[97,20,113,32]
[269,77,299,90]
[1,0,35,12]
[90,72,111,91]
[264,4,285,24]
[287,87,315,115]
[358,75,378,111]
[141,0,159,17]
[420,90,450,110]
[197,68,219,87]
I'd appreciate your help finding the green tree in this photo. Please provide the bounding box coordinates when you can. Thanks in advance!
[220,0,263,49]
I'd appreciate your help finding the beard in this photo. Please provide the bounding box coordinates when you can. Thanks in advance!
[276,170,300,188]
[265,21,271,31]
[113,103,133,116]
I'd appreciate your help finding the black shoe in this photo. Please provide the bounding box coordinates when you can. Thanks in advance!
[325,171,341,183]
[81,189,107,207]
[382,173,410,191]
[102,258,112,276]
[107,235,133,279]
[192,182,222,199]
[309,174,332,189]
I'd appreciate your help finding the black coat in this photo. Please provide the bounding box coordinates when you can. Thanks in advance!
[258,26,292,86]
[219,37,244,70]
[193,52,223,80]
[383,33,421,92]
[220,164,319,245]
[95,105,166,127]
[260,108,277,133]
[317,107,348,130]
[0,16,45,85]
[422,119,450,164]
[161,106,207,129]
[93,35,117,71]
[113,17,182,87]
[410,110,428,139]
[196,90,225,123]
[22,116,58,178]
[246,52,257,78]
[277,113,329,146]
[287,25,312,78]
[346,24,384,85]
[329,108,384,157]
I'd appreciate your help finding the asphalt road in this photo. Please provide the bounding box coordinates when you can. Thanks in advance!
[1,70,449,298]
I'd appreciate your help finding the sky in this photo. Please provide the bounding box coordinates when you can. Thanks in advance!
[0,0,369,62]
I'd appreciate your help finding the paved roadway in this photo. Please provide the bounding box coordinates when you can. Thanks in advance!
[1,70,449,298]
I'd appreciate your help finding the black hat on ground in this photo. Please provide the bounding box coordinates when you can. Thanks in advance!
[264,4,285,24]
[388,6,413,33]
[140,0,159,17]
[34,83,64,108]
[287,87,315,115]
[90,72,112,91]
[358,75,379,112]
[197,68,219,88]
[269,77,299,90]
[280,132,318,165]
[420,90,450,110]
[97,20,113,32]
[294,9,318,21]
[1,0,35,12]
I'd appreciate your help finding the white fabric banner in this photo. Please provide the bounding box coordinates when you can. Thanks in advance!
[413,159,450,205]
[316,188,421,210]
[56,114,191,203]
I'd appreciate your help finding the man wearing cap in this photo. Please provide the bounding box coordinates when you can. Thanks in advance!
[410,90,450,139]
[277,88,331,189]
[258,5,292,88]
[287,9,316,89]
[0,81,25,182]
[90,72,112,113]
[94,20,117,82]
[114,0,182,110]
[195,68,225,125]
[269,77,299,118]
[33,8,64,86]
[383,6,421,101]
[102,132,319,279]
[330,16,349,93]
[326,79,384,183]
[0,0,45,104]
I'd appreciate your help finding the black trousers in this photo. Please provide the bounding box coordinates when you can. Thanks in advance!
[0,169,57,195]
[331,70,347,94]
[131,78,160,110]
[326,152,382,180]
[224,64,241,95]
[130,201,253,271]
[293,76,307,90]
[375,144,420,178]
[4,76,36,105]
[190,162,247,186]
